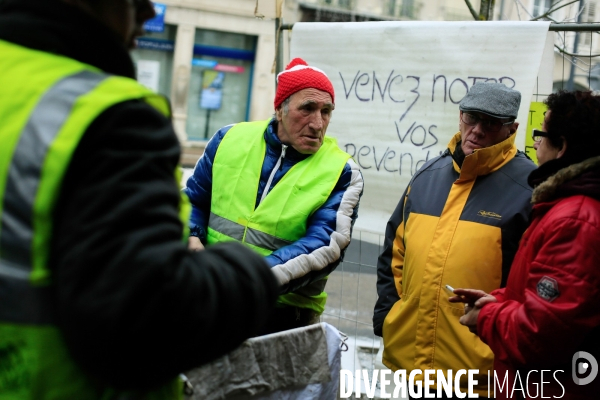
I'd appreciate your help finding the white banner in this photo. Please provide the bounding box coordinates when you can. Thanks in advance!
[290,21,550,240]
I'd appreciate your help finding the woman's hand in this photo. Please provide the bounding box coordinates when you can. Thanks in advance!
[448,288,497,335]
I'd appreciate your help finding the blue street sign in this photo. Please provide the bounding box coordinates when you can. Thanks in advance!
[192,59,218,69]
[144,3,166,33]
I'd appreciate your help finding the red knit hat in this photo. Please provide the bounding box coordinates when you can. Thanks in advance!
[274,58,335,109]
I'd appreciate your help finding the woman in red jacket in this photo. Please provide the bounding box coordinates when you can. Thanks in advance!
[451,90,600,399]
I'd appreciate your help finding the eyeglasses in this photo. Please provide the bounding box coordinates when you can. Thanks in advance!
[532,129,548,143]
[460,112,515,133]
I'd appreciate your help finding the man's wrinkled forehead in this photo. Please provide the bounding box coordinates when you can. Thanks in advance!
[298,98,335,109]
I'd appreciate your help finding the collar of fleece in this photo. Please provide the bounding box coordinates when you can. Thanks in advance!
[531,155,600,204]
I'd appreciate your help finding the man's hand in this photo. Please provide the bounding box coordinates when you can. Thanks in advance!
[188,236,205,251]
[448,288,488,304]
[448,288,497,335]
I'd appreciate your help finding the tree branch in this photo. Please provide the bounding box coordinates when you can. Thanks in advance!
[530,0,580,21]
[555,44,600,57]
[513,0,535,20]
[464,0,479,20]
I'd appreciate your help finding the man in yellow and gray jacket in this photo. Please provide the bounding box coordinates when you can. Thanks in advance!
[0,0,278,399]
[374,82,536,397]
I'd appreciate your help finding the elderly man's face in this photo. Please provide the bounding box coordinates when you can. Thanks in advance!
[459,111,518,155]
[72,0,155,50]
[276,88,334,154]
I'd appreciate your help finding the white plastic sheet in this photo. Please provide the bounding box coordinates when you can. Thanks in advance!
[186,322,342,399]
[290,21,550,239]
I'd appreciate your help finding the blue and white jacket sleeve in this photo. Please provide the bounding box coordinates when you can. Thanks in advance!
[270,159,364,294]
[183,125,232,243]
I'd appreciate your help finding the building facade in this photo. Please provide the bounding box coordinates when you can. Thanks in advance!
[141,0,598,155]
[132,0,277,149]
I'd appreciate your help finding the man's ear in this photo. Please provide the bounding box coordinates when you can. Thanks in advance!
[275,106,283,122]
[508,121,519,136]
[557,136,567,158]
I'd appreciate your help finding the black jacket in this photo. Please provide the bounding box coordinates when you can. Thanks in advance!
[0,0,278,389]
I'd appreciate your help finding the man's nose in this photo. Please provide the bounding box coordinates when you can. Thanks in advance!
[310,111,324,130]
[472,121,486,136]
[533,140,540,150]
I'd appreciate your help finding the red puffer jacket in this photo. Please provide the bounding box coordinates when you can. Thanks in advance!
[477,155,600,400]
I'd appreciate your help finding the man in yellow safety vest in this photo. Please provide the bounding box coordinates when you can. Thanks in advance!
[185,58,364,334]
[0,0,278,398]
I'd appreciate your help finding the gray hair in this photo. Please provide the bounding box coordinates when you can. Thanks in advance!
[273,97,291,118]
[282,97,291,115]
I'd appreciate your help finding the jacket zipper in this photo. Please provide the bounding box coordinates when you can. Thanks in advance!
[259,144,287,205]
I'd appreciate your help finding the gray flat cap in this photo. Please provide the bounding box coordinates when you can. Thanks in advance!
[459,82,521,119]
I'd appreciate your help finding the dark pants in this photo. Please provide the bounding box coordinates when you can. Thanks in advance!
[258,306,320,336]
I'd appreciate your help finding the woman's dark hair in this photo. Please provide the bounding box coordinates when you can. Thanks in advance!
[544,90,600,163]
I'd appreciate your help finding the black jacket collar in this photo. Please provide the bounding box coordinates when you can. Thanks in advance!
[0,0,135,79]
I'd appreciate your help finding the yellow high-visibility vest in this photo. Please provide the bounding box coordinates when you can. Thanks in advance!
[0,39,187,400]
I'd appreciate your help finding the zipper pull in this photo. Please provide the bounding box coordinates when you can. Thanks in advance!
[279,144,288,171]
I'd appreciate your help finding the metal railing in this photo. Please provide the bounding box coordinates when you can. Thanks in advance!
[549,23,600,92]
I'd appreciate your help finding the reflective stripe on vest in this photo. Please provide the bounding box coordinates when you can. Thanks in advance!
[208,212,293,251]
[0,70,107,324]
